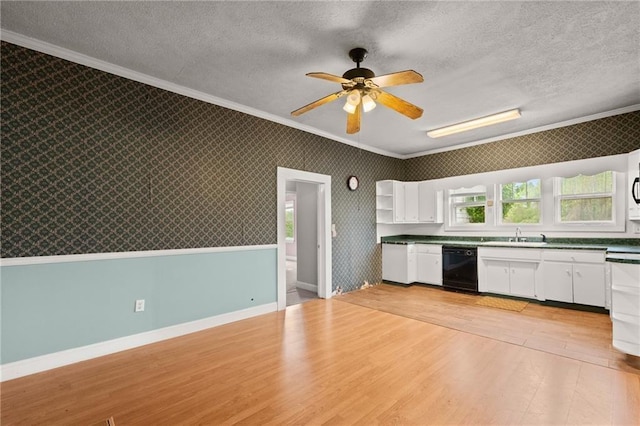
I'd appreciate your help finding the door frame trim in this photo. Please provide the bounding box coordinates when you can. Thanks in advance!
[277,167,332,310]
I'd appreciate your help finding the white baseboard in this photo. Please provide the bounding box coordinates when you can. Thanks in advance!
[0,302,276,382]
[296,281,318,293]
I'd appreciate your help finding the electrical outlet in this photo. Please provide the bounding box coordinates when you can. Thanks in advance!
[134,299,145,312]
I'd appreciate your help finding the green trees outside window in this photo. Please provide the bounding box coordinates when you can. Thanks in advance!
[557,171,614,222]
[450,186,486,225]
[285,201,295,240]
[501,179,541,224]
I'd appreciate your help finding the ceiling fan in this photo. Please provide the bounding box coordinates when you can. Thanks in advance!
[291,47,424,134]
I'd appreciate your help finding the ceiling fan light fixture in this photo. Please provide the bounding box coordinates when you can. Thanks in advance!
[343,100,357,114]
[361,94,376,112]
[427,109,521,138]
[346,89,361,105]
[290,47,425,134]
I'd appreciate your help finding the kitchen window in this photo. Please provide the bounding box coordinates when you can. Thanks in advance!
[449,185,486,226]
[554,171,615,223]
[499,179,541,224]
[285,200,295,241]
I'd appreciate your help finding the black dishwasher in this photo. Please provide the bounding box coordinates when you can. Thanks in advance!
[442,246,478,293]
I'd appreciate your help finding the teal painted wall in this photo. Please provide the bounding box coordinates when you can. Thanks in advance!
[1,41,403,367]
[0,248,276,364]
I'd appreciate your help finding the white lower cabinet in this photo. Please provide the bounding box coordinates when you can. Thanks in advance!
[486,260,510,294]
[509,262,537,298]
[478,247,542,298]
[573,263,606,306]
[382,243,416,284]
[416,244,442,285]
[610,261,640,356]
[485,260,536,298]
[542,250,606,307]
[542,262,573,303]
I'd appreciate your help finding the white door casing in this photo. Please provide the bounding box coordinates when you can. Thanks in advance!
[277,167,332,310]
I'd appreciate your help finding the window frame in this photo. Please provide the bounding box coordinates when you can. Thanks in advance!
[553,171,616,225]
[498,179,542,226]
[448,185,488,228]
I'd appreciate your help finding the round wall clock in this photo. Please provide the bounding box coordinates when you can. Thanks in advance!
[347,175,359,191]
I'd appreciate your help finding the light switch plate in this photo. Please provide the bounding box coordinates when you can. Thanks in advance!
[135,299,145,312]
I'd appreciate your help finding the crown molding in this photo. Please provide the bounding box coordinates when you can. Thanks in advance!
[404,104,640,159]
[0,30,403,159]
[2,30,637,161]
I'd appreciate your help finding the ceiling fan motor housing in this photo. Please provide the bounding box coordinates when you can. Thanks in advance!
[343,47,374,86]
[342,67,375,82]
[348,47,368,64]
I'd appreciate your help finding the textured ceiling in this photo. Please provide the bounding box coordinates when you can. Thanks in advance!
[1,1,639,157]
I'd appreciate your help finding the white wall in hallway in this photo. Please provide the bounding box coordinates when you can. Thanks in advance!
[296,182,318,286]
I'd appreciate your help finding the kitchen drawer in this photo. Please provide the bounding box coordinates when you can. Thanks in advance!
[612,284,640,316]
[416,244,442,254]
[542,250,604,264]
[478,247,541,261]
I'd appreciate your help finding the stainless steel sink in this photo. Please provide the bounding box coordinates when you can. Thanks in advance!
[482,241,548,247]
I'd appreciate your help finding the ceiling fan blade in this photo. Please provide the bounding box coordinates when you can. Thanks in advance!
[306,72,353,85]
[375,90,423,120]
[346,103,361,134]
[291,90,347,117]
[367,70,424,88]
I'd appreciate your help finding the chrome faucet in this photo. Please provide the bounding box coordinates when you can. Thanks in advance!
[515,227,522,242]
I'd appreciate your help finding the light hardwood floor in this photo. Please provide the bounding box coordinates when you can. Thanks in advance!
[339,284,640,374]
[1,285,639,425]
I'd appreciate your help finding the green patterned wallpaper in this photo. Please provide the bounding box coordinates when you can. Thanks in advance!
[0,42,404,291]
[2,41,638,290]
[406,111,640,181]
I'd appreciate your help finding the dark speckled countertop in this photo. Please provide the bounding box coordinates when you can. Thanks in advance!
[381,235,640,256]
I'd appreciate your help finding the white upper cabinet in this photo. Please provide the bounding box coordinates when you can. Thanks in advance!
[404,182,419,223]
[376,180,427,224]
[376,180,394,224]
[393,181,406,222]
[418,182,443,223]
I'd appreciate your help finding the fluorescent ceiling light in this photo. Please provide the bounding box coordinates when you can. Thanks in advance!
[427,109,521,138]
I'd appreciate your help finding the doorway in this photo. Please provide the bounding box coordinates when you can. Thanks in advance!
[285,183,318,306]
[277,167,332,311]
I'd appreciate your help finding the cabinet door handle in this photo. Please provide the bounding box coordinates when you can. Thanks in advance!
[566,270,571,275]
[575,270,581,277]
[504,268,508,274]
